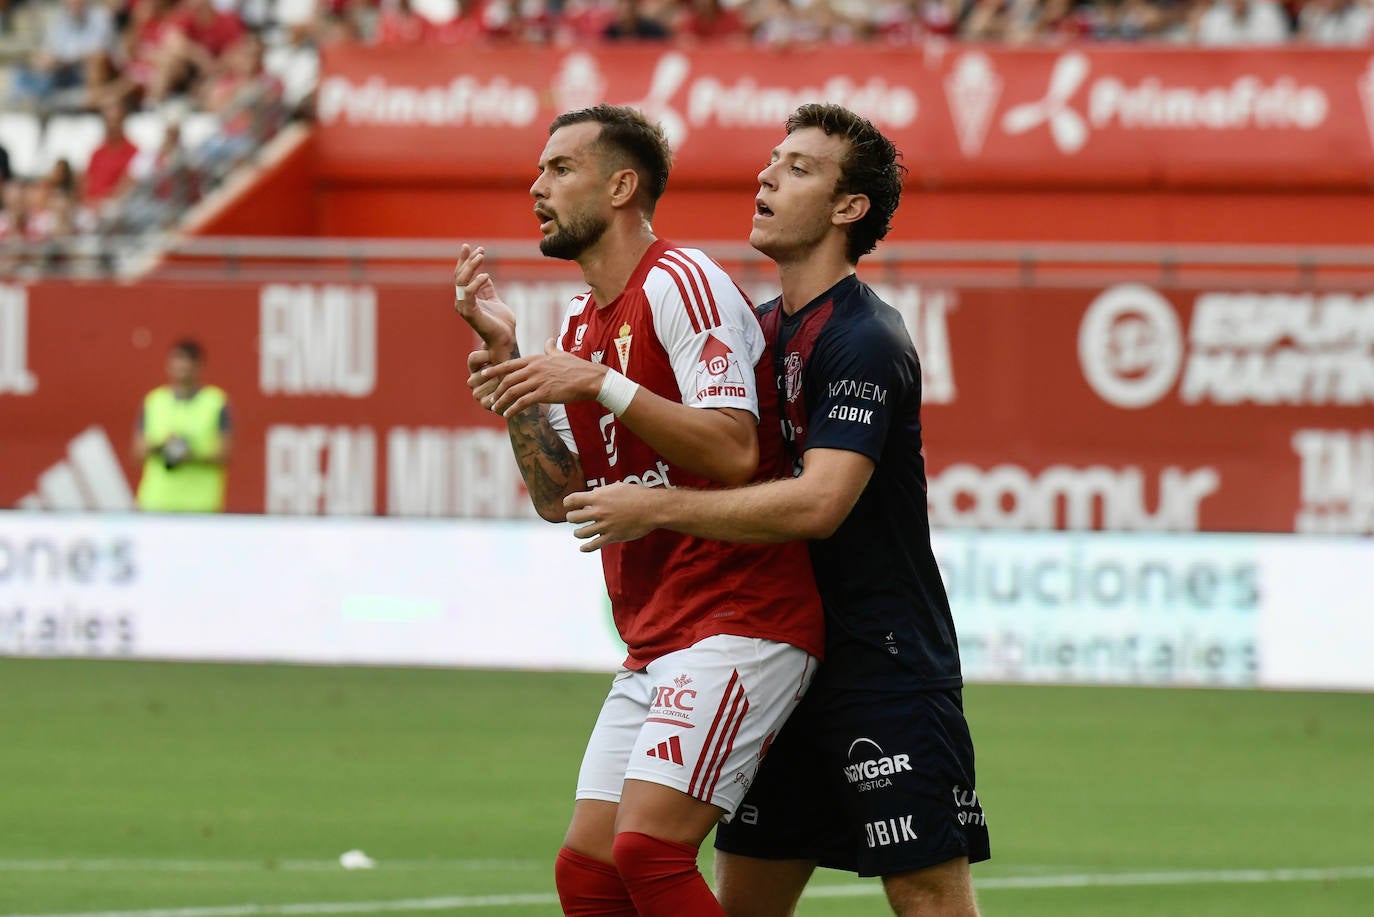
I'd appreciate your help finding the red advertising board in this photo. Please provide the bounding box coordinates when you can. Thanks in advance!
[2,276,1370,534]
[315,44,1374,190]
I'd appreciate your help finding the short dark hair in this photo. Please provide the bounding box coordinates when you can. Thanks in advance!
[170,338,204,363]
[785,103,906,264]
[548,104,673,217]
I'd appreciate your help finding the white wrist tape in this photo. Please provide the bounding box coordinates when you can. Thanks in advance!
[596,369,640,417]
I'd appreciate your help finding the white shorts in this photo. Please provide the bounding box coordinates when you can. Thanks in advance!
[576,634,817,817]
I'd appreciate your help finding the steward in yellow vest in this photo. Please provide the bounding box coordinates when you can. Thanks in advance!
[132,340,233,512]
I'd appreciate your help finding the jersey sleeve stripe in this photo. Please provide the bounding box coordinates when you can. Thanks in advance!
[662,249,722,330]
[665,249,723,328]
[654,259,706,335]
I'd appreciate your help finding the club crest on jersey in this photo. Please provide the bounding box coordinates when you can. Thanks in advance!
[693,334,748,400]
[784,352,803,403]
[615,323,633,372]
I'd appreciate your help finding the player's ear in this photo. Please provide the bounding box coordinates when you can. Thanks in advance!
[832,193,870,229]
[608,168,640,210]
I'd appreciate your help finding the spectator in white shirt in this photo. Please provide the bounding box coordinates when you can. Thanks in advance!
[11,0,117,108]
[1194,0,1291,43]
[1299,0,1373,44]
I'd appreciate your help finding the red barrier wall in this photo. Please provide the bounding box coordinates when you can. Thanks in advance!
[3,277,1370,534]
[196,45,1374,245]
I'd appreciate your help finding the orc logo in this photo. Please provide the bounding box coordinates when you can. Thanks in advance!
[1002,52,1090,154]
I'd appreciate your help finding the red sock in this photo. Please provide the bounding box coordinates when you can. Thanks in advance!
[554,846,637,917]
[612,831,724,916]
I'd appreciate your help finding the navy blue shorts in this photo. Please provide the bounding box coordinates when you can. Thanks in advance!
[714,681,990,878]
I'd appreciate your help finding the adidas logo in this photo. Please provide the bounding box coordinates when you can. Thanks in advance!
[17,426,135,511]
[646,735,685,767]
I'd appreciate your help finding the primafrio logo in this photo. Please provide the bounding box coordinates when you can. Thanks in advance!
[556,51,917,151]
[1002,52,1091,154]
[1000,52,1331,155]
[315,74,540,128]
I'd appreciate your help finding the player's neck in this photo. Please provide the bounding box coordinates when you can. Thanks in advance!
[578,221,657,308]
[776,250,855,316]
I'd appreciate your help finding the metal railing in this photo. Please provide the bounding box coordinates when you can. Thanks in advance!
[5,235,1374,289]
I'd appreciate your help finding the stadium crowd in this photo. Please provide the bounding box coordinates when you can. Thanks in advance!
[320,0,1374,47]
[0,0,1370,272]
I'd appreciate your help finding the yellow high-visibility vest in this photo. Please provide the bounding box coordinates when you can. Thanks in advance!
[136,385,228,512]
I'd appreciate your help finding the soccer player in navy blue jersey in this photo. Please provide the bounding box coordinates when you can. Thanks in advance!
[564,103,990,916]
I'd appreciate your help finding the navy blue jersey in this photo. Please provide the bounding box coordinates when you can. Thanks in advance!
[759,275,962,692]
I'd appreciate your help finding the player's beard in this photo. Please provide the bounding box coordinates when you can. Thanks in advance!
[539,208,610,261]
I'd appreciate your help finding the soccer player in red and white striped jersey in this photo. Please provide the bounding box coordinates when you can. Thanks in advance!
[563,104,991,917]
[452,104,824,917]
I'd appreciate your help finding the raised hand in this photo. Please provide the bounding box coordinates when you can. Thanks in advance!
[452,243,518,361]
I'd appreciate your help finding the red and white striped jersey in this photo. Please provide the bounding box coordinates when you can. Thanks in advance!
[549,240,824,670]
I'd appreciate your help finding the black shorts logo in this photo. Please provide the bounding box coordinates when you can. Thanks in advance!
[842,738,912,793]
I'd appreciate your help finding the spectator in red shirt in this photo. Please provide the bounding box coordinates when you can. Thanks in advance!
[146,0,246,103]
[373,0,433,43]
[674,0,748,42]
[429,0,491,43]
[551,0,611,40]
[480,0,555,41]
[89,0,180,108]
[83,98,138,214]
[603,0,672,39]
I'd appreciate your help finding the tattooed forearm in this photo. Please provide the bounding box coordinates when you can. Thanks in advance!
[507,404,582,520]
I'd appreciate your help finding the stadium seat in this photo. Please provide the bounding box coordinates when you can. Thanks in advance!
[125,111,169,157]
[36,114,105,175]
[264,44,320,110]
[412,0,458,24]
[0,112,43,179]
[180,112,222,153]
[272,0,317,27]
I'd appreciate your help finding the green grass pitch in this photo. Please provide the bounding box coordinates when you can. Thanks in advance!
[1,659,1372,916]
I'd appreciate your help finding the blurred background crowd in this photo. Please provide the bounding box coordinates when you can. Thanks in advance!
[0,0,1371,272]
